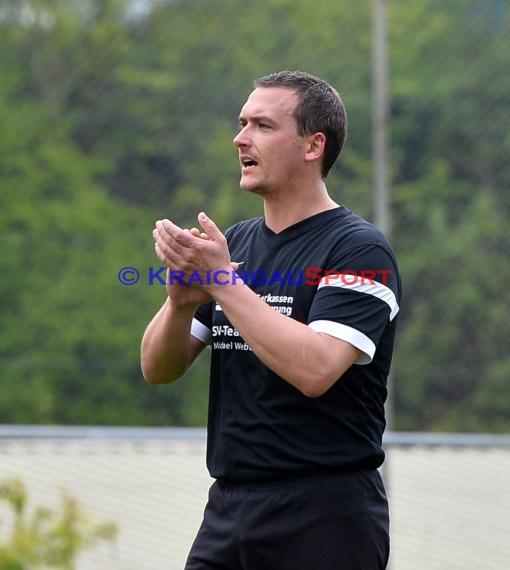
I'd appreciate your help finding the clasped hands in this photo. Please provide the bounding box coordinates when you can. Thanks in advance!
[153,212,236,305]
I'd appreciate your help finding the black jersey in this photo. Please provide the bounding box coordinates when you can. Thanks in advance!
[191,206,402,484]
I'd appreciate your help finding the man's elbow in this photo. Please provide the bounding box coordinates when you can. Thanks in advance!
[296,369,341,398]
[301,384,328,399]
[140,362,181,385]
[142,372,170,385]
[296,356,356,398]
[296,338,361,397]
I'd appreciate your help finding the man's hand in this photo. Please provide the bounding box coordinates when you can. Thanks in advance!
[153,212,233,308]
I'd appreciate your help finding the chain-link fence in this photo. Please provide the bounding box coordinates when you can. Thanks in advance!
[386,432,510,570]
[0,428,509,570]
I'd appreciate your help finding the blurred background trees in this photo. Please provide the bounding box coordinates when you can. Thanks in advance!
[0,0,508,430]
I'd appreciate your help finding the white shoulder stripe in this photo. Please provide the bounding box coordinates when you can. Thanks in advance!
[318,275,399,321]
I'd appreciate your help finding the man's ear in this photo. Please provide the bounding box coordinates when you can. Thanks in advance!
[304,132,326,164]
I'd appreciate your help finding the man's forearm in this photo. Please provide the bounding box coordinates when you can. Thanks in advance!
[140,298,199,384]
[208,280,360,397]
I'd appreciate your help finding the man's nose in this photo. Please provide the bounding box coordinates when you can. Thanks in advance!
[233,126,249,147]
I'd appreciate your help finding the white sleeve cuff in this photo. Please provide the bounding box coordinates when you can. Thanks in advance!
[191,318,212,345]
[308,320,375,365]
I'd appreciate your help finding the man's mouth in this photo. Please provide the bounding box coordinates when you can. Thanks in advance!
[241,158,258,170]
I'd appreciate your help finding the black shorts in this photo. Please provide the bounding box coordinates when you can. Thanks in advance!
[185,469,389,570]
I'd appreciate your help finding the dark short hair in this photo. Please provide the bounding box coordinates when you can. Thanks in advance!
[254,70,347,178]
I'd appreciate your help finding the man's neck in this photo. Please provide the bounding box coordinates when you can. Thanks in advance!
[262,183,339,234]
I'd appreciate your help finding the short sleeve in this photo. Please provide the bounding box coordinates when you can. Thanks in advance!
[191,301,214,345]
[307,244,400,365]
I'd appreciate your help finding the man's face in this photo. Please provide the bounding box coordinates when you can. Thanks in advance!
[233,87,308,194]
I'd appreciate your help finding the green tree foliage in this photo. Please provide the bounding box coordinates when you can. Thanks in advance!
[0,0,508,430]
[0,478,117,569]
[0,0,207,425]
[389,0,510,430]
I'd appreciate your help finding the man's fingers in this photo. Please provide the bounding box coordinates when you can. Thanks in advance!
[155,221,193,262]
[154,214,225,275]
[154,228,182,267]
[154,242,167,265]
[189,227,210,241]
[198,212,223,242]
[155,219,194,248]
[157,218,212,247]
